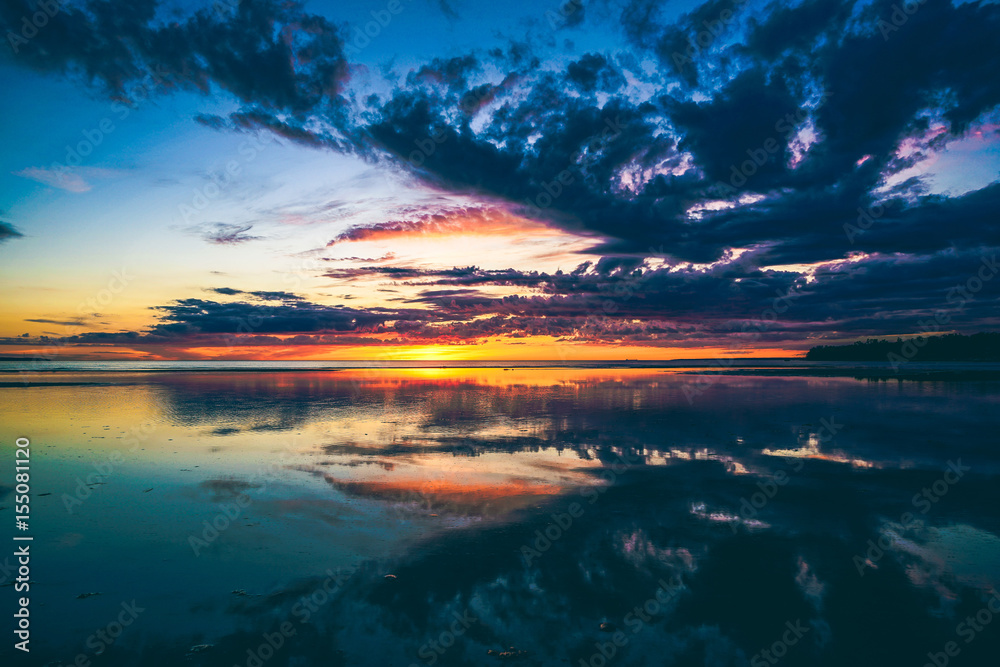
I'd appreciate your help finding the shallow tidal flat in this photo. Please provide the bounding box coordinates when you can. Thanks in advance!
[2,367,999,666]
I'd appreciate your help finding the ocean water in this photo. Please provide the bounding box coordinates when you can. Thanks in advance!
[2,367,999,666]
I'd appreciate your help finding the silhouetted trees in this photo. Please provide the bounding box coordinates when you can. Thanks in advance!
[805,333,1000,362]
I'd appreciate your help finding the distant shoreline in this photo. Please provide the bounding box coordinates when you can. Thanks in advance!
[806,333,1000,362]
[3,358,1000,382]
[677,367,1000,381]
[0,357,804,371]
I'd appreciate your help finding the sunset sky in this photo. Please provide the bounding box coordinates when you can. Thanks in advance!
[1,0,999,360]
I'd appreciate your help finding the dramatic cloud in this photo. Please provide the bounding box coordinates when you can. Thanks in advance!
[4,0,1000,352]
[24,317,89,326]
[207,288,304,301]
[17,241,997,353]
[0,221,22,243]
[148,298,403,335]
[0,0,350,113]
[326,206,548,246]
[199,223,262,245]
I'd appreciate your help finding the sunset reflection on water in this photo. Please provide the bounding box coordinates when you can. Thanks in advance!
[2,367,1000,666]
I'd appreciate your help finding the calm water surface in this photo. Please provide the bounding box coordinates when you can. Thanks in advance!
[2,367,999,666]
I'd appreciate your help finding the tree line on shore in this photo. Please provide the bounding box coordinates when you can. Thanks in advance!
[805,333,1000,362]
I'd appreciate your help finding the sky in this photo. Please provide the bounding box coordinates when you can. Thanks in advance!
[0,0,999,361]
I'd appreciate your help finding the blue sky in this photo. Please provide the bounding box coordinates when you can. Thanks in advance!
[1,0,999,359]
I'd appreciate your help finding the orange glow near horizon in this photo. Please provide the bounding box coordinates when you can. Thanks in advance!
[0,336,807,361]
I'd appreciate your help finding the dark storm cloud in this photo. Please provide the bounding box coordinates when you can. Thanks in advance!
[148,298,401,335]
[618,0,760,88]
[351,0,1000,269]
[744,0,851,60]
[8,0,997,266]
[4,294,447,348]
[0,0,350,112]
[667,68,799,187]
[316,246,999,345]
[208,287,242,296]
[786,0,1000,187]
[6,0,1000,345]
[7,296,420,346]
[683,180,1000,268]
[404,263,806,327]
[9,241,998,349]
[207,287,305,301]
[456,73,522,116]
[566,53,625,93]
[5,0,1000,262]
[408,54,479,91]
[0,221,23,243]
[364,88,697,254]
